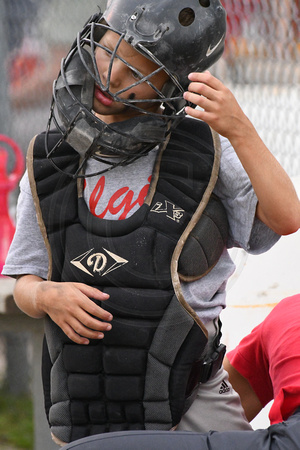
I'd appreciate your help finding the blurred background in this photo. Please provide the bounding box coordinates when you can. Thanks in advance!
[0,0,299,448]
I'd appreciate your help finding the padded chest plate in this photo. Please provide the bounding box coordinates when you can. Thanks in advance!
[29,117,227,443]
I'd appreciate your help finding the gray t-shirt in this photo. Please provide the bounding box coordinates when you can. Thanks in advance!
[3,135,279,323]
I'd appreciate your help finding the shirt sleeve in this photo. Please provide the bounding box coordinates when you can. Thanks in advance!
[2,171,49,279]
[215,135,280,254]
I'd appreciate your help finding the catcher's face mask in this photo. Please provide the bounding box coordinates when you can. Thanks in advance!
[45,0,226,177]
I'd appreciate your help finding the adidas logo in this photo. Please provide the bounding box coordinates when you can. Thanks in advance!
[219,380,230,394]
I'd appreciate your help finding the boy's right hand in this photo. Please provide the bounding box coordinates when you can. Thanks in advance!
[14,276,112,345]
[39,281,113,345]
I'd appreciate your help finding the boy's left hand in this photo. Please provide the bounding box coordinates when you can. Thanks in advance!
[183,71,251,142]
[184,72,300,236]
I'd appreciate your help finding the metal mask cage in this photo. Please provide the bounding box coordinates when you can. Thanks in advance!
[44,14,188,178]
[78,20,187,115]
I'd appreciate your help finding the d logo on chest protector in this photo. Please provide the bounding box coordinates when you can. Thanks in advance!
[150,200,185,223]
[70,248,128,277]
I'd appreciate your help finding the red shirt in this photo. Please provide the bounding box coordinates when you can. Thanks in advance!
[227,294,300,424]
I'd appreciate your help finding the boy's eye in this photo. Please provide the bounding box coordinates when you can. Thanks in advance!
[131,70,141,80]
[104,49,112,57]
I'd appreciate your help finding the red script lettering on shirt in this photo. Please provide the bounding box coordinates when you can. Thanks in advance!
[87,175,151,220]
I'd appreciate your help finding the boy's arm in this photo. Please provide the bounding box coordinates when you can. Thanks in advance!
[223,356,263,422]
[14,274,113,345]
[184,71,300,236]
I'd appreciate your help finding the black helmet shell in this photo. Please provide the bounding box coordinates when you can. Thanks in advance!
[103,0,226,89]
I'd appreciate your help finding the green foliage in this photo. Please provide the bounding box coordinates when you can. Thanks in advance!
[0,389,33,449]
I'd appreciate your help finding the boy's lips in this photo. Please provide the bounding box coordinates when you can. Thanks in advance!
[94,85,113,106]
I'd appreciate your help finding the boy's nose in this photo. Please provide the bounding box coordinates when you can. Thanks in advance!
[103,59,124,90]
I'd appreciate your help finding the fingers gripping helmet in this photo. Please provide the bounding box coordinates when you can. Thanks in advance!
[46,0,226,177]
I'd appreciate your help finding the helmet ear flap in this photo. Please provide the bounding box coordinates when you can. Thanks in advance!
[161,79,176,98]
[84,12,101,28]
[81,11,108,47]
[161,80,186,114]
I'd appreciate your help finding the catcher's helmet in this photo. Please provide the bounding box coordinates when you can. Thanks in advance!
[46,0,226,177]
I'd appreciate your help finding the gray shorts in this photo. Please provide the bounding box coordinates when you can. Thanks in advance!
[177,365,252,432]
[177,319,252,432]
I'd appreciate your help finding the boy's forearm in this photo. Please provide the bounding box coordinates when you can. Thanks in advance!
[14,275,46,319]
[229,123,300,235]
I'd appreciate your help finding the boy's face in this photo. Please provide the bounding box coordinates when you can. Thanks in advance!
[93,30,169,124]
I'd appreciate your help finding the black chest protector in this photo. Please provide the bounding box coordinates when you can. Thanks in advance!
[28,117,228,444]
